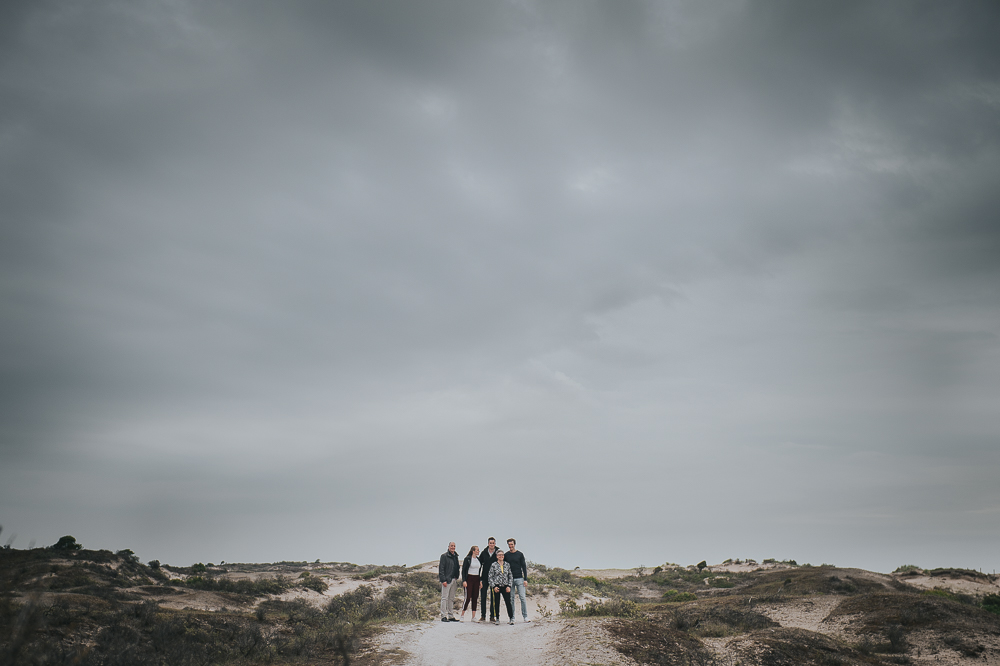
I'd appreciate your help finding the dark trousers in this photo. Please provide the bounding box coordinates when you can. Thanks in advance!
[463,575,480,613]
[480,581,490,618]
[490,586,513,621]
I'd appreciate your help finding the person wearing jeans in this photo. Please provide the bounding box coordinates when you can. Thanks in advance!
[505,538,530,622]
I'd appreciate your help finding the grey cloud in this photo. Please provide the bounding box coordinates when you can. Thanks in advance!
[1,0,999,570]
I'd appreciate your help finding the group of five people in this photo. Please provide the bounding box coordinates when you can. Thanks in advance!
[438,537,529,625]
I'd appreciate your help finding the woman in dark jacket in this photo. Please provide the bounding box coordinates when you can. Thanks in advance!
[460,545,481,621]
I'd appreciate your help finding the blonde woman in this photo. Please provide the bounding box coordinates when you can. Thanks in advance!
[460,545,481,621]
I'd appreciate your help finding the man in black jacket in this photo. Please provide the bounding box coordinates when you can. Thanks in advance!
[438,542,460,621]
[478,536,500,622]
[506,538,530,622]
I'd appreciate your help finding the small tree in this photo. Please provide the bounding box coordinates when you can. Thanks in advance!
[696,560,707,571]
[52,536,82,551]
[147,560,161,570]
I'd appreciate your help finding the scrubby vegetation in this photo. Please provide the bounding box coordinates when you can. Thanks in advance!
[0,543,439,666]
[559,597,642,618]
[529,554,1000,665]
[5,541,1000,665]
[602,563,1000,665]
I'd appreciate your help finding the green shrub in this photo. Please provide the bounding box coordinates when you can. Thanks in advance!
[922,587,975,605]
[663,590,698,602]
[982,594,1000,615]
[51,536,82,551]
[893,565,921,573]
[354,567,387,580]
[396,571,440,597]
[183,574,291,597]
[324,583,424,622]
[116,549,139,564]
[562,598,642,618]
[299,576,329,593]
[709,578,735,588]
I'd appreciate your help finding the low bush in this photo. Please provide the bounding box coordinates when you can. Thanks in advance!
[51,536,82,551]
[561,598,642,619]
[324,583,425,623]
[922,587,976,606]
[982,594,1000,616]
[662,590,698,602]
[183,574,291,597]
[298,575,329,593]
[353,567,387,581]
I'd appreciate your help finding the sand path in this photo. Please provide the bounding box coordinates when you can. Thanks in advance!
[377,617,635,665]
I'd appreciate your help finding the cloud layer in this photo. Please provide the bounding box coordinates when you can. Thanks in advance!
[2,0,999,570]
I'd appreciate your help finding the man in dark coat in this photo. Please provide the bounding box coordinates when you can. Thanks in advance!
[438,541,460,621]
[506,537,530,622]
[478,536,500,622]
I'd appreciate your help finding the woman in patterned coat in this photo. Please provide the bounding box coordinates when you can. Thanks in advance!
[488,550,514,624]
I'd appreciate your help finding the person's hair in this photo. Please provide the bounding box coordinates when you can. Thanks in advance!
[466,546,478,559]
[488,536,496,542]
[507,537,515,545]
[496,551,504,557]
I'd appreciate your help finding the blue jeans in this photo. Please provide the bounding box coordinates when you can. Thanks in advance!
[512,578,527,619]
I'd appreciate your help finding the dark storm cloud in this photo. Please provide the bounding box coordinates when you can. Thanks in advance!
[1,0,998,569]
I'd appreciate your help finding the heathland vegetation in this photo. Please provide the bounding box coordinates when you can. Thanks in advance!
[1,536,439,665]
[3,535,999,664]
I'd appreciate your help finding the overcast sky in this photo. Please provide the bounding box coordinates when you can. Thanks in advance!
[2,0,999,573]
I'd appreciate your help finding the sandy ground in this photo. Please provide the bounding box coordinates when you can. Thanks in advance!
[754,595,846,635]
[376,617,636,666]
[898,572,1000,596]
[572,568,639,579]
[709,562,794,574]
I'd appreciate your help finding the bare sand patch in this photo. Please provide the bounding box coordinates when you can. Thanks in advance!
[375,616,637,665]
[754,595,846,635]
[898,571,1000,596]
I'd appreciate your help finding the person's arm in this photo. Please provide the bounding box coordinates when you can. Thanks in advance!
[439,554,448,585]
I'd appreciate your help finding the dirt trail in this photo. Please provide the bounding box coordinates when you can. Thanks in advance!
[377,617,635,665]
